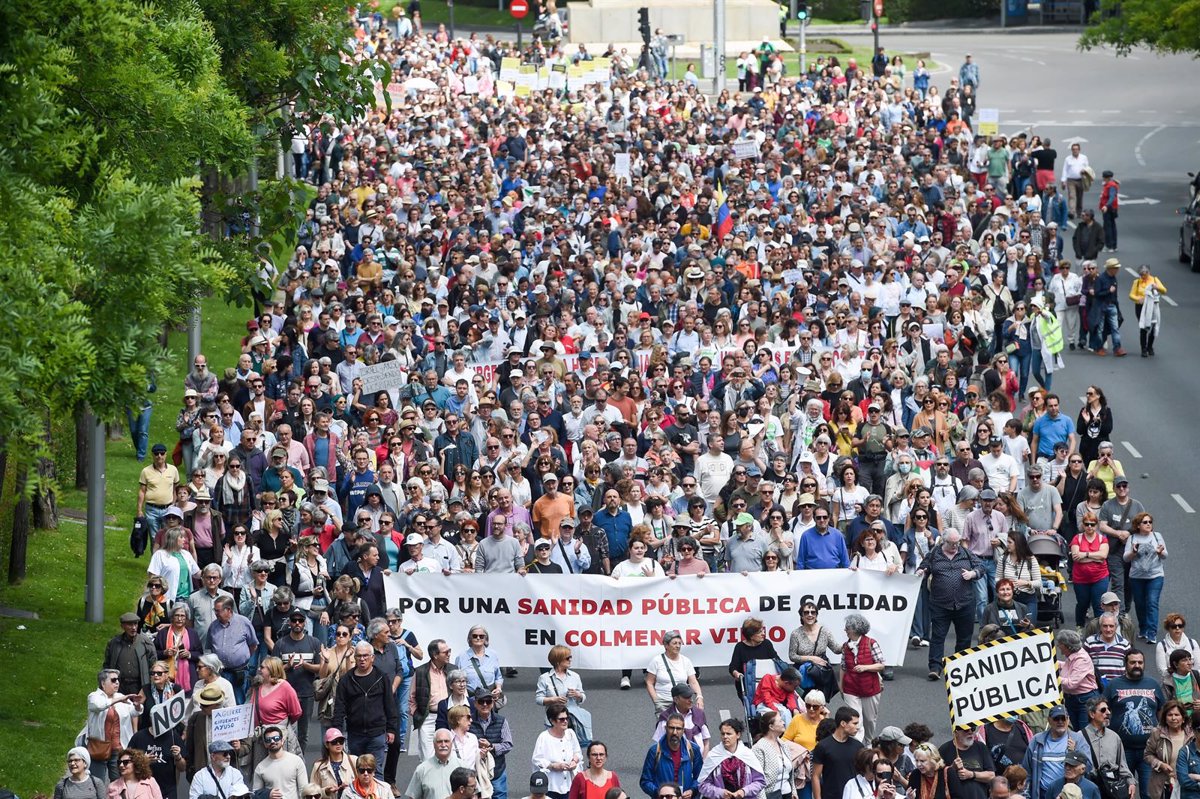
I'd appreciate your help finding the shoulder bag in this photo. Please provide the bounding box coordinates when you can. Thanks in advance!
[549,673,592,747]
[315,647,352,721]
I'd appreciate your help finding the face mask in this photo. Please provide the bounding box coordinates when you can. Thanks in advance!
[861,371,872,382]
[898,463,912,475]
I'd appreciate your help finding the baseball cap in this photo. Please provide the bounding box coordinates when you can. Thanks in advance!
[404,533,424,546]
[1048,705,1069,719]
[530,773,550,793]
[1064,750,1089,768]
[1100,591,1120,605]
[1114,475,1129,486]
[978,488,998,501]
[735,513,755,526]
[151,443,168,454]
[877,726,912,745]
[534,539,553,550]
[324,728,345,743]
[671,683,696,699]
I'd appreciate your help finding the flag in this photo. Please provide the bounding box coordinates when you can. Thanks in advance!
[714,176,733,241]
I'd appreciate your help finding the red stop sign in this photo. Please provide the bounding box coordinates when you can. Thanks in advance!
[511,0,529,18]
[873,0,884,15]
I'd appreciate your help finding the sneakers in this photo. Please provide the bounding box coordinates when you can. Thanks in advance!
[883,668,895,681]
[927,671,940,681]
[1115,348,1128,357]
[1069,343,1076,351]
[1094,348,1107,356]
[620,676,631,689]
[920,639,929,647]
[910,635,922,648]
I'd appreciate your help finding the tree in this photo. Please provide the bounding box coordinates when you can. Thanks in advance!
[1079,0,1200,57]
[0,0,253,581]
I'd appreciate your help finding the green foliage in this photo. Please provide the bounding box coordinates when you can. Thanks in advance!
[1079,0,1200,57]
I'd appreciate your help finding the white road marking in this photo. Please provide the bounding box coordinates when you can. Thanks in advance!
[1102,110,1121,114]
[1134,125,1166,167]
[1078,396,1088,405]
[1164,295,1178,307]
[719,708,732,722]
[1121,441,1142,459]
[1032,109,1053,113]
[1062,136,1089,144]
[1173,494,1196,514]
[1125,268,1140,279]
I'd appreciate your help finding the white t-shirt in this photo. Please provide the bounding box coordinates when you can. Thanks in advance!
[646,653,698,704]
[979,451,1021,493]
[611,558,665,579]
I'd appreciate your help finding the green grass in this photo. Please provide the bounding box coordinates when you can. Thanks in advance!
[0,219,290,794]
[376,0,520,30]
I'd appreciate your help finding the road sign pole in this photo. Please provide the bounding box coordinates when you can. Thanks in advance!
[714,0,726,95]
[800,18,806,72]
[517,21,522,49]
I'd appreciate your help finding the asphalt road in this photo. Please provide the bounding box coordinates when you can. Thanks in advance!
[309,34,1200,797]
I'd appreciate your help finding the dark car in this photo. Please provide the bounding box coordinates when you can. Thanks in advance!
[1182,172,1200,272]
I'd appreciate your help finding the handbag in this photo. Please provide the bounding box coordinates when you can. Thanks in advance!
[1083,728,1132,799]
[315,648,352,721]
[87,737,113,761]
[549,674,592,747]
[1066,295,1082,307]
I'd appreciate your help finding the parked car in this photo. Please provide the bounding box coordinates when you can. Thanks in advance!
[1180,176,1200,272]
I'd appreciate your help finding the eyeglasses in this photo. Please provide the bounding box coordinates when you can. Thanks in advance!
[802,610,818,616]
[1169,623,1186,630]
[555,716,570,722]
[876,771,894,780]
[264,735,283,743]
[471,633,487,639]
[119,759,133,766]
[1082,521,1098,527]
[151,670,167,675]
[357,767,375,774]
[336,631,351,637]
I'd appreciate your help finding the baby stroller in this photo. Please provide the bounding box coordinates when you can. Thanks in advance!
[1029,531,1068,630]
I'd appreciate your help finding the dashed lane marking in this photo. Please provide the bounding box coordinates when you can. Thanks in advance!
[1173,494,1195,514]
[1164,296,1178,307]
[1121,441,1142,459]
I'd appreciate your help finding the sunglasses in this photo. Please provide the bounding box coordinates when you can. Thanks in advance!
[358,767,375,774]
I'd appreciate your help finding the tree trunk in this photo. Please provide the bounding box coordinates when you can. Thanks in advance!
[32,417,58,530]
[0,445,7,505]
[9,465,30,584]
[75,409,88,490]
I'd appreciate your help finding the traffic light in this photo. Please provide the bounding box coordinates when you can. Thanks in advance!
[797,1,809,19]
[638,7,651,44]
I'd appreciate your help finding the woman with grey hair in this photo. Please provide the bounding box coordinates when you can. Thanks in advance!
[839,613,886,743]
[56,746,106,799]
[155,603,202,692]
[645,630,704,713]
[189,653,236,715]
[434,669,474,730]
[454,625,504,701]
[1057,627,1099,730]
[86,669,141,780]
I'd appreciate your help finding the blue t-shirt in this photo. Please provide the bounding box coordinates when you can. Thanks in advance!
[1038,733,1068,791]
[1032,413,1075,457]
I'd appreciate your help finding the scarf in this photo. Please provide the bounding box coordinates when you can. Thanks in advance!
[698,742,762,784]
[218,470,247,508]
[353,773,377,799]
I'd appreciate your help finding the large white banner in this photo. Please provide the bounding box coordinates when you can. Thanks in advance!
[943,630,1061,729]
[384,570,920,670]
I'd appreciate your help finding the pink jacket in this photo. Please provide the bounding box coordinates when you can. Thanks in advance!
[1061,648,1099,694]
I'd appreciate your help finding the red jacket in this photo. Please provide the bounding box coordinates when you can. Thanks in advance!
[752,672,801,713]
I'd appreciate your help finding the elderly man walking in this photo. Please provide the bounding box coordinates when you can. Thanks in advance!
[917,530,982,681]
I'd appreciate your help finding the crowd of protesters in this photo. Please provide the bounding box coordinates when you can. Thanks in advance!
[58,9,1193,799]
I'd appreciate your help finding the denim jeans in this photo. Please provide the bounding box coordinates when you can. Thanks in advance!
[396,672,413,750]
[1030,348,1053,391]
[910,582,931,640]
[492,770,508,799]
[144,503,169,540]
[127,403,152,461]
[755,703,794,726]
[975,557,997,623]
[1103,209,1118,249]
[929,603,975,673]
[348,732,388,778]
[1125,746,1150,799]
[1008,351,1032,396]
[1090,304,1122,351]
[1065,689,1098,731]
[1129,576,1164,639]
[1073,578,1110,627]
